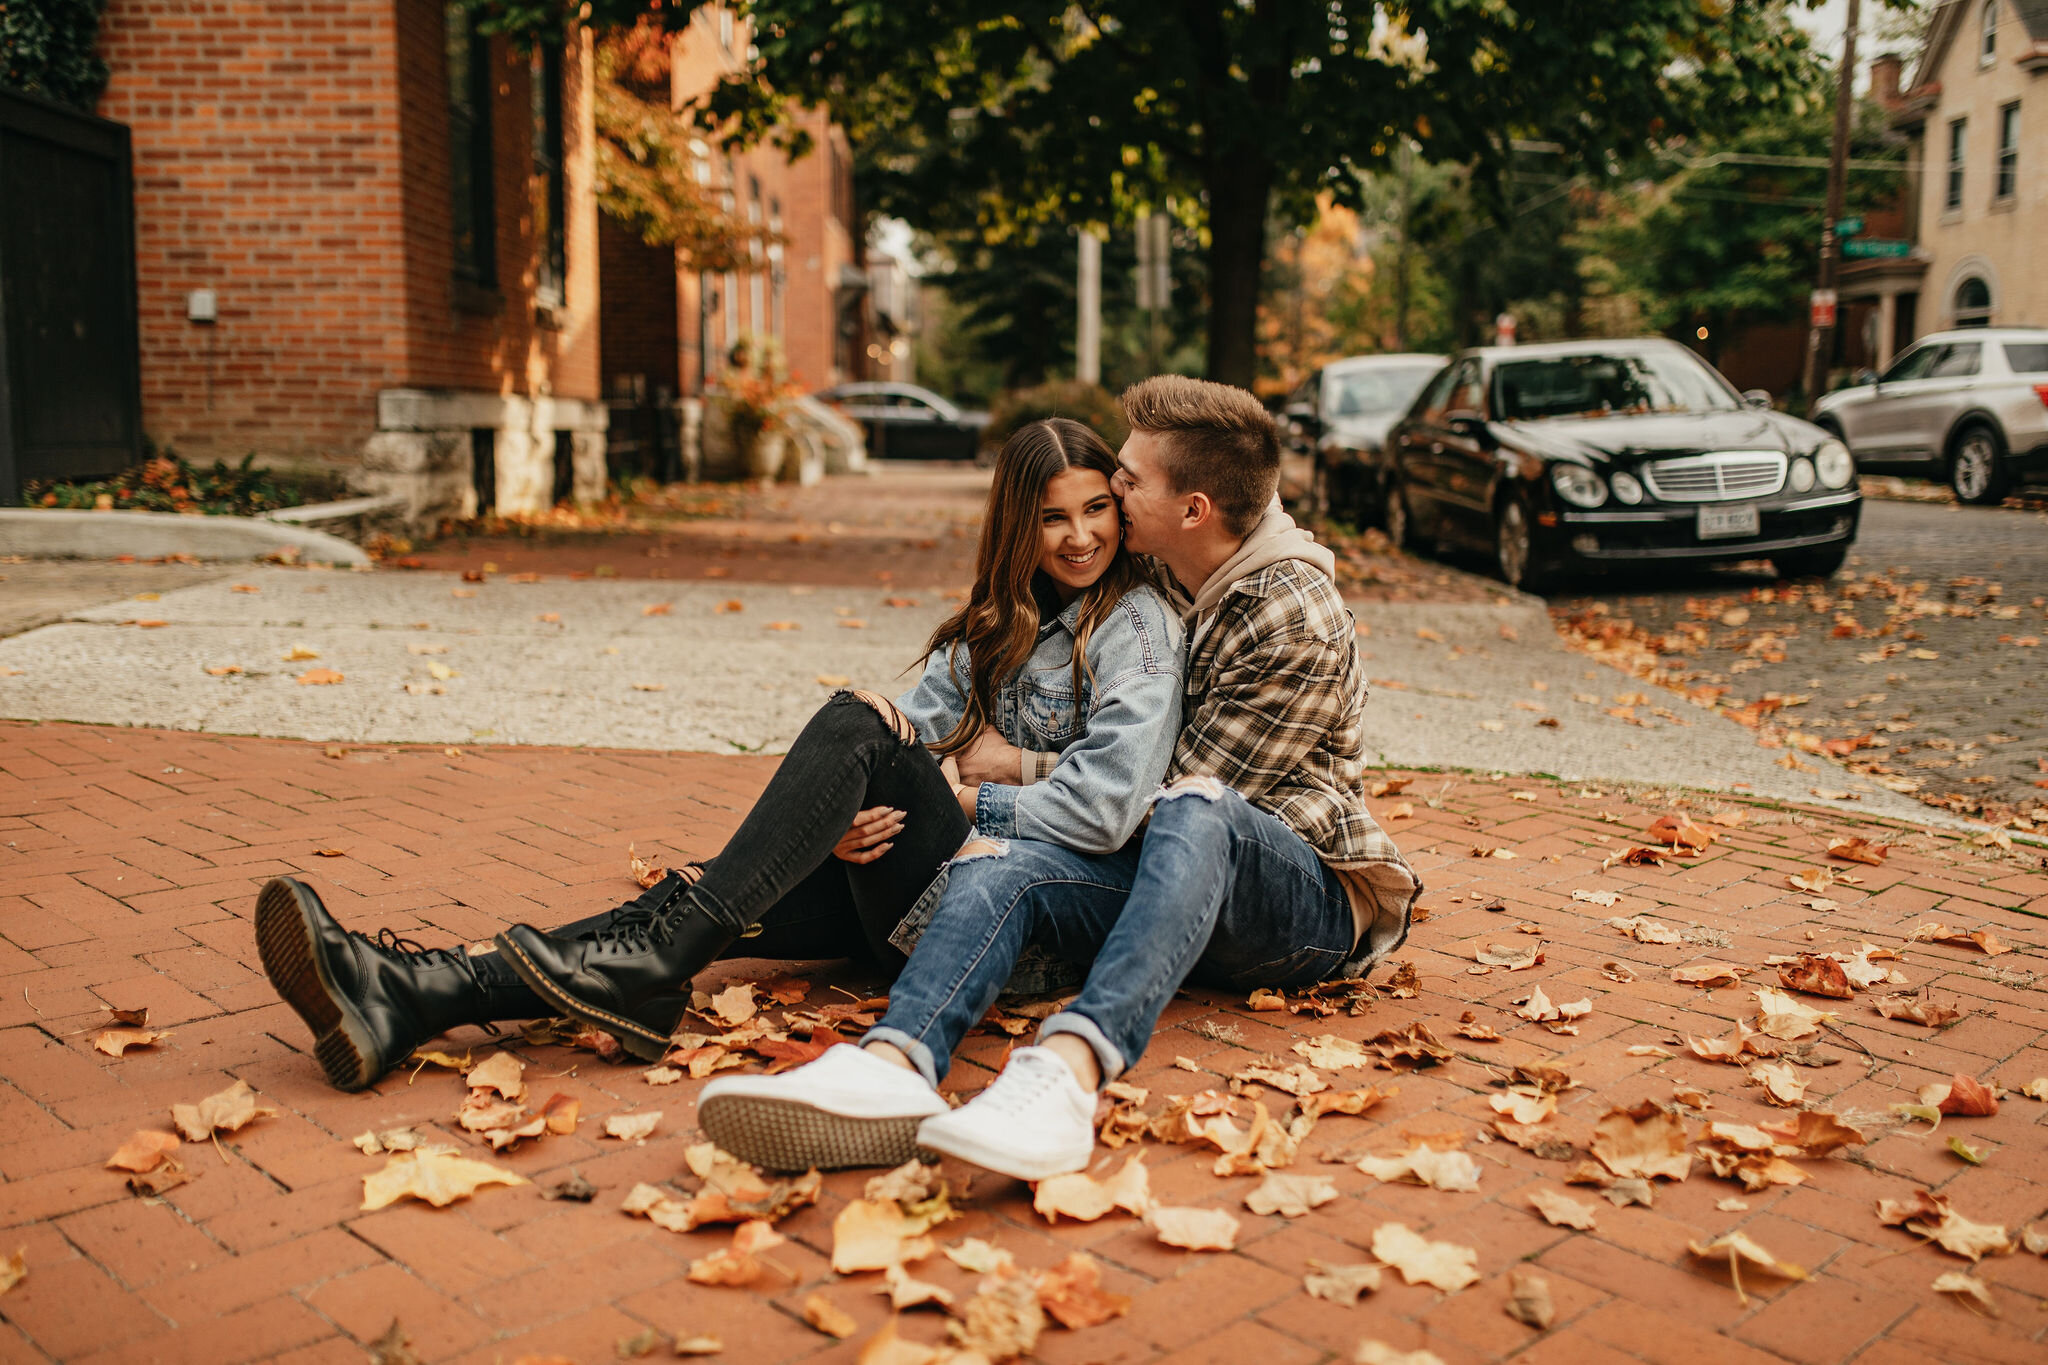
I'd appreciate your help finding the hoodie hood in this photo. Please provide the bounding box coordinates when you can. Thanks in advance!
[1170,499,1337,622]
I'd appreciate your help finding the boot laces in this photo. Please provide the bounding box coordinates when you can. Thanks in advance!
[586,864,706,951]
[369,927,466,969]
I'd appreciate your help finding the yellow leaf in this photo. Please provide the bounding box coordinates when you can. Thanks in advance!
[170,1079,277,1141]
[360,1148,526,1210]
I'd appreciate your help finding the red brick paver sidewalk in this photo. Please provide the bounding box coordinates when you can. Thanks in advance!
[1,722,2044,1364]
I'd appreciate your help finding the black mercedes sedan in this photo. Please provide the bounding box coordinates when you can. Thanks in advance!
[1383,338,1860,592]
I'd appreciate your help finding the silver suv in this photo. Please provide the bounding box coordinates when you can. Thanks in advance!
[1812,327,2048,503]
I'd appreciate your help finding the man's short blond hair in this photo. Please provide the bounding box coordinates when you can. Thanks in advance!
[1119,376,1280,536]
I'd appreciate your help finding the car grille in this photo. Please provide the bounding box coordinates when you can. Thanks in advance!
[1640,452,1787,502]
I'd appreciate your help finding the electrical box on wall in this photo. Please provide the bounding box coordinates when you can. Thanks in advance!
[187,289,217,324]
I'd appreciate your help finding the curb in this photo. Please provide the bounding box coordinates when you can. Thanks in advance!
[0,507,371,566]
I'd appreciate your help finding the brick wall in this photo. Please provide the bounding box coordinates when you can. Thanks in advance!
[97,0,602,478]
[392,0,600,403]
[97,0,409,470]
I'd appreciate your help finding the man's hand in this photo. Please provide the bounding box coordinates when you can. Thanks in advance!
[833,806,904,864]
[953,725,1026,786]
[940,756,980,820]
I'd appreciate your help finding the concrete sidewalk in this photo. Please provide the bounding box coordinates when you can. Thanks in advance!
[0,721,2042,1364]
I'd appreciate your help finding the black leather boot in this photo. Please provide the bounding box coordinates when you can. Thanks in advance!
[493,893,738,1062]
[255,877,692,1092]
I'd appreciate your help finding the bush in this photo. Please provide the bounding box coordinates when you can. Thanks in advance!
[983,381,1128,455]
[25,452,345,515]
[1,0,110,111]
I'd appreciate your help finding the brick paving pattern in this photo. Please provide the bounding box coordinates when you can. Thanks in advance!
[1,719,2044,1363]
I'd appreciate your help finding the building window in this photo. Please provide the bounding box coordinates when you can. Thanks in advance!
[1954,276,1993,328]
[1945,118,1967,210]
[531,42,567,305]
[446,5,495,287]
[1981,0,1998,66]
[1995,102,2020,200]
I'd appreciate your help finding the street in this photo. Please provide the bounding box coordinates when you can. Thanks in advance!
[1544,497,2048,819]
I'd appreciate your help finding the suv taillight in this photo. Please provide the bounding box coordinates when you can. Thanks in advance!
[2034,384,2048,409]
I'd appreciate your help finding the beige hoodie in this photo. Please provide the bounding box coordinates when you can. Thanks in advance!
[1165,498,1338,639]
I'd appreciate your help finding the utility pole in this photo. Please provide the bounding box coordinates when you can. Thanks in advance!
[1076,229,1102,385]
[1801,0,1859,414]
[1135,212,1170,374]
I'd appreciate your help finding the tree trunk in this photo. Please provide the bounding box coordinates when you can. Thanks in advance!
[1203,153,1273,390]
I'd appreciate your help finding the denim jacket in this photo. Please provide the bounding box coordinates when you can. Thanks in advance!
[887,580,1184,982]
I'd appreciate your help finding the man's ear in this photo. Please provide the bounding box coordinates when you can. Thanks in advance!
[1181,490,1216,531]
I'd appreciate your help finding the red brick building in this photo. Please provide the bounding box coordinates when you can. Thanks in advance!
[598,8,863,411]
[97,0,607,520]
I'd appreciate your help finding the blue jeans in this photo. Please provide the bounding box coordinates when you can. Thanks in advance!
[864,781,1357,1086]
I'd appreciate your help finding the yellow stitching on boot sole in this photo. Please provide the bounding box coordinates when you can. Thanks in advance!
[500,937,670,1047]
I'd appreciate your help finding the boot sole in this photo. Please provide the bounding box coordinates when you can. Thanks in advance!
[254,878,379,1092]
[698,1093,937,1173]
[493,932,673,1062]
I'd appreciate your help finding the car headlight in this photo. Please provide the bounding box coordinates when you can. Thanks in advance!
[1550,464,1607,508]
[1789,458,1817,492]
[1609,471,1645,504]
[1814,439,1854,489]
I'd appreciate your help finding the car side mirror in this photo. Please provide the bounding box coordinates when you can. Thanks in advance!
[1851,368,1878,388]
[1742,389,1773,410]
[1446,412,1493,446]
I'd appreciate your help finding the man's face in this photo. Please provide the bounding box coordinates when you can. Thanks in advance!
[1111,432,1180,557]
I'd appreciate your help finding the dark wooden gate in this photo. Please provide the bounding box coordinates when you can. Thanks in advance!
[0,88,142,504]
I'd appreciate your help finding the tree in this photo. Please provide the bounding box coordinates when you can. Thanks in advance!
[1,0,109,111]
[477,2,1824,388]
[1573,84,1905,353]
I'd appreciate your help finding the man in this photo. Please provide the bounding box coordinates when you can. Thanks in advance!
[689,375,1420,1179]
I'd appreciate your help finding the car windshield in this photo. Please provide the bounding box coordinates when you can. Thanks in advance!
[1492,351,1738,420]
[1327,364,1441,418]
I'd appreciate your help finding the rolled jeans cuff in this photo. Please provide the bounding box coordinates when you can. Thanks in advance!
[859,1027,942,1089]
[1037,1010,1126,1085]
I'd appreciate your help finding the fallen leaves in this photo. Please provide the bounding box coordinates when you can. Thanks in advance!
[1907,923,2010,956]
[1874,990,1963,1027]
[1671,963,1747,988]
[1145,1205,1239,1251]
[1527,1189,1598,1230]
[1589,1101,1692,1182]
[1826,837,1889,866]
[360,1148,526,1210]
[603,1111,662,1142]
[465,1052,526,1101]
[1748,1062,1808,1106]
[832,1195,951,1273]
[1753,987,1831,1041]
[686,1221,789,1287]
[1505,1266,1555,1329]
[1877,1190,2016,1260]
[1303,1261,1382,1306]
[1607,915,1682,945]
[0,1250,21,1296]
[93,1027,170,1057]
[1922,1074,1999,1117]
[1370,1222,1478,1293]
[105,1130,180,1173]
[1244,1171,1340,1217]
[1475,942,1542,970]
[1776,954,1854,1000]
[1033,1154,1151,1224]
[1033,1253,1129,1328]
[1645,815,1715,852]
[296,668,345,685]
[1931,1270,1998,1315]
[1687,1232,1808,1304]
[1355,1145,1483,1194]
[800,1293,858,1339]
[170,1079,276,1142]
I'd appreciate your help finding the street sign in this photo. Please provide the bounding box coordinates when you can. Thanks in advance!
[1810,289,1838,328]
[1844,238,1912,259]
[1834,216,1865,237]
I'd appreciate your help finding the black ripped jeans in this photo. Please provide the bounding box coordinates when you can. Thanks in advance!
[491,693,971,983]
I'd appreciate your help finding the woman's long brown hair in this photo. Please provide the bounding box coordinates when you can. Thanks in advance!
[922,418,1145,758]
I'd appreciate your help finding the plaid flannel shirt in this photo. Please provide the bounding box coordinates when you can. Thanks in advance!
[1167,559,1420,975]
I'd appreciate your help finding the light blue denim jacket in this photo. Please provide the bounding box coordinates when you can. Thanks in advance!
[894,581,1185,854]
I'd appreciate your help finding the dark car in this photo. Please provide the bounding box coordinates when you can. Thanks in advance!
[1383,338,1860,592]
[814,381,991,461]
[1281,354,1446,523]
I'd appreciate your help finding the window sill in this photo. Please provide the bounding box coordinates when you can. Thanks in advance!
[1937,208,1964,226]
[1988,196,2017,214]
[453,280,503,317]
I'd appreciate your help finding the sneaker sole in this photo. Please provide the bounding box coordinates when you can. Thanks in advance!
[698,1093,938,1173]
[492,932,673,1063]
[254,879,378,1092]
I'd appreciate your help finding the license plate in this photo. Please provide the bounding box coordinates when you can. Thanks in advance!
[1697,505,1760,539]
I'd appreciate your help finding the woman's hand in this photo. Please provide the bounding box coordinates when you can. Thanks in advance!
[955,725,1026,786]
[833,805,904,864]
[940,756,980,820]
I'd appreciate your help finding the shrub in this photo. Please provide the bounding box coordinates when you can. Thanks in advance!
[983,381,1128,455]
[25,452,344,515]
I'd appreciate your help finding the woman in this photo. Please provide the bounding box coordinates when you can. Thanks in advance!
[255,419,1183,1090]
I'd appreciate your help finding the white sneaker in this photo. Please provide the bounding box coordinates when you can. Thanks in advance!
[698,1043,949,1172]
[915,1046,1097,1181]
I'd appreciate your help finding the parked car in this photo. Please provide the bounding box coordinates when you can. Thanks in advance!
[814,382,991,461]
[1282,354,1446,523]
[1383,337,1860,592]
[1811,327,2048,504]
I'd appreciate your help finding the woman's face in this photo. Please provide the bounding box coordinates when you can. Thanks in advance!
[1035,467,1121,600]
